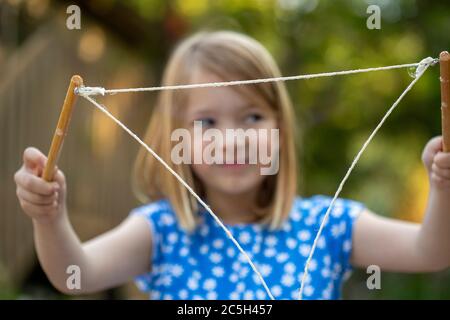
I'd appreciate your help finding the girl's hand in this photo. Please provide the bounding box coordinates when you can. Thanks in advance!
[422,136,450,190]
[14,147,67,224]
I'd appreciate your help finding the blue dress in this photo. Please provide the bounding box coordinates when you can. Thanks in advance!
[130,195,365,300]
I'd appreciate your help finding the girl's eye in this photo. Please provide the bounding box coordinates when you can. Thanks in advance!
[195,118,216,127]
[245,113,264,123]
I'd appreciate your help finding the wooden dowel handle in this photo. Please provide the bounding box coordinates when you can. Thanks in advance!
[439,51,450,152]
[42,75,83,181]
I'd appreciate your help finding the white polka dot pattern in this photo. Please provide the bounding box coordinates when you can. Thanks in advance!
[131,195,364,300]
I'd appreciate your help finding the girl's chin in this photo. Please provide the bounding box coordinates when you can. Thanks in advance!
[194,167,265,194]
[208,179,262,196]
[217,163,250,170]
[212,189,254,198]
[214,163,262,175]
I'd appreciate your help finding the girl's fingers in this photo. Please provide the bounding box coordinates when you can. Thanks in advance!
[428,136,444,151]
[52,170,66,203]
[53,169,66,189]
[431,172,450,189]
[23,147,47,172]
[16,187,57,206]
[14,170,58,196]
[432,163,450,179]
[434,152,450,169]
[19,199,57,216]
[422,136,443,167]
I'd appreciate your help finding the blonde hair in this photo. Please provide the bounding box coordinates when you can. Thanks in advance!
[132,31,298,233]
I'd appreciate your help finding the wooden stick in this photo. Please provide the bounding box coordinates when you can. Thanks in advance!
[42,75,83,181]
[439,51,450,152]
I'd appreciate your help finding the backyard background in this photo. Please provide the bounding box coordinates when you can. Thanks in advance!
[1,0,449,299]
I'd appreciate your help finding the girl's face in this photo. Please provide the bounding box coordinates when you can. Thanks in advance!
[182,69,279,197]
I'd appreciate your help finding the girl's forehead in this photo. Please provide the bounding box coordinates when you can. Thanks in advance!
[185,72,272,114]
[178,68,276,119]
[190,67,224,83]
[186,87,249,112]
[185,89,276,119]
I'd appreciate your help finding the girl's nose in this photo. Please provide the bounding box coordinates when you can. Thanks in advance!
[220,127,249,163]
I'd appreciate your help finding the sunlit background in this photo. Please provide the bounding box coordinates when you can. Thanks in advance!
[1,0,449,299]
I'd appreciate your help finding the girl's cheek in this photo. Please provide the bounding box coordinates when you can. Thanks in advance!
[186,130,203,158]
[257,128,280,169]
[191,163,213,183]
[189,137,214,167]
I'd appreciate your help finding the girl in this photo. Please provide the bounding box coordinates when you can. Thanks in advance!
[14,31,450,300]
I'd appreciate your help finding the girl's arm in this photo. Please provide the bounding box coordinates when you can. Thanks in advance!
[33,213,152,295]
[15,147,153,294]
[351,136,450,272]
